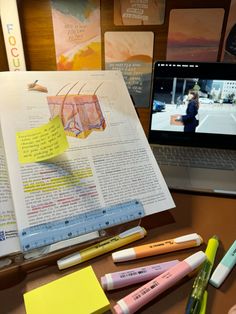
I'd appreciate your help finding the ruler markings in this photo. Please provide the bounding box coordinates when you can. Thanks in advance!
[19,200,144,251]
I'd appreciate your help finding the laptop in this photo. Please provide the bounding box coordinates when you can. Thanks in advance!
[148,61,236,195]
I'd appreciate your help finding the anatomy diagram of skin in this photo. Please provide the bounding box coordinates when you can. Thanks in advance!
[47,83,106,139]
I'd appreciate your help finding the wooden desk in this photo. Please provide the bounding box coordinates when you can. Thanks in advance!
[0,191,235,314]
[0,2,235,312]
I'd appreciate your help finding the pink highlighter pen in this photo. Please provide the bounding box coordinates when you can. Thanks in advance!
[114,251,206,314]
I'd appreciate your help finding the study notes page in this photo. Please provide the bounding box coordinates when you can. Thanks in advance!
[0,71,174,246]
[0,128,20,257]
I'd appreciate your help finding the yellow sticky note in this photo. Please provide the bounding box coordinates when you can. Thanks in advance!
[16,116,68,163]
[23,266,110,314]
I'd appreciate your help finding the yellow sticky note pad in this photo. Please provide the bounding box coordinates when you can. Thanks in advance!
[23,266,110,314]
[16,116,69,163]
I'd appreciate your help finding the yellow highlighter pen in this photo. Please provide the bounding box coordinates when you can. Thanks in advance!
[57,226,147,270]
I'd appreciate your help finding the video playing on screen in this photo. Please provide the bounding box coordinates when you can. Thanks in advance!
[151,77,236,135]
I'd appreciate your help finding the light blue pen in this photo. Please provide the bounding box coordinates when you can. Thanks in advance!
[210,239,236,288]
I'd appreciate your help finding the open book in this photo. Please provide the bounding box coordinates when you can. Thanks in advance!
[0,70,175,258]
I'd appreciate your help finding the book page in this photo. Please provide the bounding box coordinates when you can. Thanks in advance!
[0,71,174,250]
[0,128,20,257]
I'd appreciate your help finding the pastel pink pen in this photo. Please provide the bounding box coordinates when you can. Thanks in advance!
[101,260,179,290]
[114,251,206,314]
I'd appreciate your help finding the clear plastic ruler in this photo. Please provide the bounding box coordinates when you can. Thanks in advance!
[19,200,145,251]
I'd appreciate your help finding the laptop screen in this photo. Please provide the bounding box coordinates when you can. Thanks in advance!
[149,61,236,149]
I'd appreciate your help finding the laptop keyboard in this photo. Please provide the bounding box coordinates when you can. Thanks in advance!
[152,145,236,171]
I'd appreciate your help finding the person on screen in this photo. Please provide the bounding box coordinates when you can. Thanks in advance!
[176,90,199,132]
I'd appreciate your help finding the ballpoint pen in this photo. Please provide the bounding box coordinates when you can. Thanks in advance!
[185,235,219,314]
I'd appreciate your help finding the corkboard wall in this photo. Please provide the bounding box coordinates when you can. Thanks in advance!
[0,0,232,133]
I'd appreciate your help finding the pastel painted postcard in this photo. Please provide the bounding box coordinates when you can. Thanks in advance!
[104,31,154,107]
[166,8,225,62]
[114,0,165,25]
[221,0,236,62]
[51,0,101,70]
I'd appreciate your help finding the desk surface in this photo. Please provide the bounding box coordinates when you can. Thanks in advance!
[0,2,235,312]
[0,191,235,314]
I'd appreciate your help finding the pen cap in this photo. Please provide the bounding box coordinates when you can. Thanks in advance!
[118,226,147,238]
[185,251,206,270]
[175,233,203,246]
[57,252,82,270]
[112,248,136,262]
[101,276,107,290]
[205,236,219,264]
[210,263,232,288]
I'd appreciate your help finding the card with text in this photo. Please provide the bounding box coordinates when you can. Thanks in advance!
[114,0,165,25]
[104,31,154,107]
[51,0,101,70]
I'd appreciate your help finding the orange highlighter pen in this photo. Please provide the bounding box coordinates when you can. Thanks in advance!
[112,233,203,262]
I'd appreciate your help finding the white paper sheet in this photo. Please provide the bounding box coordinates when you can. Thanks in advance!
[0,70,175,252]
[0,128,20,257]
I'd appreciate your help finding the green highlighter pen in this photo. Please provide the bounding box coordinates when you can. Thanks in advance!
[199,290,208,314]
[185,235,219,314]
